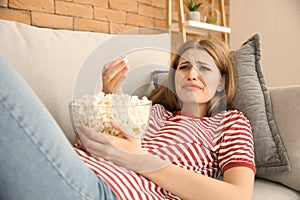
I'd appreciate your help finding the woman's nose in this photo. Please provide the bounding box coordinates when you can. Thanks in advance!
[187,67,199,81]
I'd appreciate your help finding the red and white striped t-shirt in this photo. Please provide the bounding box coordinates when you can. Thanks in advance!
[75,104,256,199]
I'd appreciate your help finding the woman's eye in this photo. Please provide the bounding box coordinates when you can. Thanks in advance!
[178,65,190,70]
[199,66,211,71]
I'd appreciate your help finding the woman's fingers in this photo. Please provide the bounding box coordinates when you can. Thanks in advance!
[114,73,127,94]
[110,119,139,141]
[77,125,109,143]
[76,124,144,158]
[73,134,87,151]
[104,56,128,74]
[76,125,119,158]
[102,56,129,94]
[102,57,127,82]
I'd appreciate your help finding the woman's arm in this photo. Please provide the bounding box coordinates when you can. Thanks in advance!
[76,122,255,200]
[141,165,255,200]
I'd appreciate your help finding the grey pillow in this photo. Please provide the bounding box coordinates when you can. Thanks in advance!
[231,34,290,176]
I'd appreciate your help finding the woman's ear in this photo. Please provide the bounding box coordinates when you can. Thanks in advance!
[217,76,225,92]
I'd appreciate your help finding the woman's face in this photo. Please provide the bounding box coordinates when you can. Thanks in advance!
[175,48,223,106]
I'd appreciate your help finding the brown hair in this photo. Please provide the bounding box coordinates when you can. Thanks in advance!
[149,38,236,116]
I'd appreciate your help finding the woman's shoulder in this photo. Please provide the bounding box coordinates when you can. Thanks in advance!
[151,104,173,119]
[213,109,251,128]
[216,109,249,120]
[217,109,252,132]
[152,103,166,111]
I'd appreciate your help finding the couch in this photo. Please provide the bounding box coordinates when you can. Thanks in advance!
[0,19,299,200]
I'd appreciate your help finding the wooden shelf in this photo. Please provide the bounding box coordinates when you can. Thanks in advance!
[171,20,231,35]
[166,0,230,45]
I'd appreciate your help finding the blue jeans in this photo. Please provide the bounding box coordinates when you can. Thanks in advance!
[0,56,118,200]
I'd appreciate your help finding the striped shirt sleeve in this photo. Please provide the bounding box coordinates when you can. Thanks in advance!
[217,110,256,174]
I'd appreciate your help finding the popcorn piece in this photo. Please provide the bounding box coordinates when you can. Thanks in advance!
[122,55,128,64]
[70,92,152,138]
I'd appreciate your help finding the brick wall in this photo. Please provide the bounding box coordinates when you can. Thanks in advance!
[0,0,229,35]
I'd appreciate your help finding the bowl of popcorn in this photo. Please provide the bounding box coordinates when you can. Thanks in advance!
[69,92,152,139]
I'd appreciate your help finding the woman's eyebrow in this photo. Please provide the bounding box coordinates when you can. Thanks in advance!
[197,61,210,66]
[178,60,210,67]
[178,61,190,66]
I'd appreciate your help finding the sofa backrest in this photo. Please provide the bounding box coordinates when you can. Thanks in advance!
[0,19,170,142]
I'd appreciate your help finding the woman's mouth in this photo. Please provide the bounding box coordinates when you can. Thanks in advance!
[182,83,203,91]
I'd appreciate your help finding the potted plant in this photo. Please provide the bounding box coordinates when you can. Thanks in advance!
[186,0,202,21]
[201,1,220,25]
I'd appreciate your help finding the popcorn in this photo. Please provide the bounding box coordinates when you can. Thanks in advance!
[69,92,152,138]
[122,55,128,64]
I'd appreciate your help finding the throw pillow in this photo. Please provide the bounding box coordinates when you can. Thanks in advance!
[231,34,290,176]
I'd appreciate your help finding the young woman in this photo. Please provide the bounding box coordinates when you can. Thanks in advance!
[0,38,255,200]
[76,39,256,200]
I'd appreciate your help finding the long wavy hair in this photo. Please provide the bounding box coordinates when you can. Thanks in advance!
[149,38,236,117]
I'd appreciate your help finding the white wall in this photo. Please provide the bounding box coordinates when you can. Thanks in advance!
[230,0,300,87]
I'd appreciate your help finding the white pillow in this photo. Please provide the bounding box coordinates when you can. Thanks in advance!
[0,19,170,142]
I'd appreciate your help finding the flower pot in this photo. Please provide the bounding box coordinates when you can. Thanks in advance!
[187,11,201,21]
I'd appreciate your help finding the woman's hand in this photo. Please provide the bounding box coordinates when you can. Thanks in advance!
[102,56,129,94]
[75,120,170,173]
[75,120,145,155]
[73,134,86,150]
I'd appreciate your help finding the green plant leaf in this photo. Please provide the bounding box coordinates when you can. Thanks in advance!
[207,17,217,24]
[186,0,202,11]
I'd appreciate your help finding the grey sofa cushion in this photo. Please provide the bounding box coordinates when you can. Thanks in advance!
[261,86,300,191]
[253,178,300,200]
[231,34,290,176]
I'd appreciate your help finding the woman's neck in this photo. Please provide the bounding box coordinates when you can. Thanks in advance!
[181,103,207,118]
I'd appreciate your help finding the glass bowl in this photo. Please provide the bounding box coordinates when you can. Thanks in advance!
[69,100,152,139]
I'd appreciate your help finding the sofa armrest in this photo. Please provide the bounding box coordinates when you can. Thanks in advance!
[263,85,300,191]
